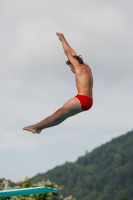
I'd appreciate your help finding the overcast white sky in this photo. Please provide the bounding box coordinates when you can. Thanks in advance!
[0,0,133,183]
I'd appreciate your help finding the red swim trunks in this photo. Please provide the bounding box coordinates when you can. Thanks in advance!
[75,94,93,111]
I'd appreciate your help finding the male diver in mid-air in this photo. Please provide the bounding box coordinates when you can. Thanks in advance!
[23,33,93,134]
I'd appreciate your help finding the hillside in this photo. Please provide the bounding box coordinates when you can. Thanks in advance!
[31,130,133,200]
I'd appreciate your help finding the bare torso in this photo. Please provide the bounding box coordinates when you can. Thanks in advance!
[75,63,93,98]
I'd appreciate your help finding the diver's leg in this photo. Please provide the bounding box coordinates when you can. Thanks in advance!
[23,97,83,134]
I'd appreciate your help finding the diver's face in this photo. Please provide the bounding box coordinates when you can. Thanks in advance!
[70,64,75,74]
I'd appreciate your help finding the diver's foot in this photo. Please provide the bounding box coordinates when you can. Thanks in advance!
[23,125,41,134]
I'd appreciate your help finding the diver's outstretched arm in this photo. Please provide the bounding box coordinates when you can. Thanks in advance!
[67,43,77,55]
[56,32,77,55]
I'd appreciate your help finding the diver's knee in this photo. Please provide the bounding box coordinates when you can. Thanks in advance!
[52,107,67,120]
[57,107,71,119]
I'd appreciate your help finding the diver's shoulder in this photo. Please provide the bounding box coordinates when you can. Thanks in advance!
[82,63,91,71]
[83,62,90,68]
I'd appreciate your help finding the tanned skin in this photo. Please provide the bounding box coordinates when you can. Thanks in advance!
[23,33,93,134]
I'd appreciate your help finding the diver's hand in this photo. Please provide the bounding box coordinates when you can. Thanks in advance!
[56,32,64,41]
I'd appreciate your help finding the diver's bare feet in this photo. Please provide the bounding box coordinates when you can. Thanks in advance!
[23,125,41,134]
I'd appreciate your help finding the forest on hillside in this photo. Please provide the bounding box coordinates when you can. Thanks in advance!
[0,178,132,200]
[30,130,133,200]
[1,130,133,200]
